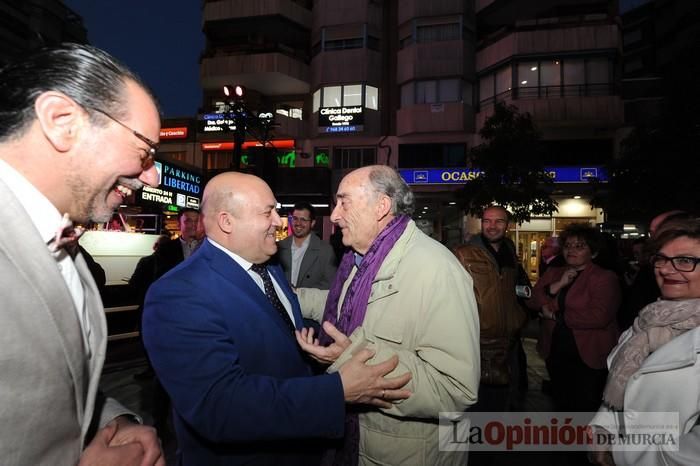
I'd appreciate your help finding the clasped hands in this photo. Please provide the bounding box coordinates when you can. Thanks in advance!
[296,321,412,408]
[79,416,164,466]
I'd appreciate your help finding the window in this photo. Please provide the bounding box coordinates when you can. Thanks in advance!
[332,147,376,169]
[276,107,303,120]
[323,86,342,107]
[313,89,320,113]
[416,81,437,104]
[314,84,380,112]
[563,59,585,86]
[518,62,539,88]
[315,24,378,56]
[479,56,613,104]
[541,59,561,87]
[586,57,609,83]
[343,85,362,106]
[365,85,378,110]
[406,79,463,106]
[495,66,512,95]
[479,76,494,102]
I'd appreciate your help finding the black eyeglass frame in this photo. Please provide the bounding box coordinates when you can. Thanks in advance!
[651,253,700,272]
[87,106,158,169]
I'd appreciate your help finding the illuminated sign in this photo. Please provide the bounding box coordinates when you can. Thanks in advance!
[318,106,364,132]
[199,113,236,133]
[140,161,202,208]
[159,127,188,139]
[201,140,295,151]
[399,166,608,185]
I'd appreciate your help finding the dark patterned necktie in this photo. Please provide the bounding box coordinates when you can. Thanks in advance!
[250,264,296,333]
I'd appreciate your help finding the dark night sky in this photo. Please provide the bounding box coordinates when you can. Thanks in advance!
[63,0,205,118]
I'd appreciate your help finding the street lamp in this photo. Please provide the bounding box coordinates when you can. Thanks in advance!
[223,85,246,170]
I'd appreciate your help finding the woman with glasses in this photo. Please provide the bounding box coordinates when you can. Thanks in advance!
[528,223,621,414]
[590,216,700,465]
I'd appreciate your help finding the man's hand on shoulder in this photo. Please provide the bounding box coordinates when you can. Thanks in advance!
[80,416,164,466]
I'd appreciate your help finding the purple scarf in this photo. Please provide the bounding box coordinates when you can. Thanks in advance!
[319,215,410,466]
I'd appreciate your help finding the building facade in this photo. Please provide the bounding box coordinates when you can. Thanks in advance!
[158,0,626,272]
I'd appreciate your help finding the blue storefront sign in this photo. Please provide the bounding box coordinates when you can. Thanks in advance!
[399,166,607,185]
[140,161,203,210]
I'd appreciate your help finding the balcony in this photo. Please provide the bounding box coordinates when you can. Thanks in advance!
[477,24,620,71]
[203,0,312,27]
[397,40,474,84]
[201,51,310,96]
[398,0,471,26]
[311,48,382,87]
[476,86,623,131]
[397,102,475,136]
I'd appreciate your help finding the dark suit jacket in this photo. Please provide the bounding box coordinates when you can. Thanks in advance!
[276,233,337,289]
[142,240,345,466]
[153,238,185,279]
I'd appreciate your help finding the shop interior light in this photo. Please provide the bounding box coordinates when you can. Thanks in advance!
[311,203,329,208]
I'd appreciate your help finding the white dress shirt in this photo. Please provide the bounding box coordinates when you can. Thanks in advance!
[290,234,311,286]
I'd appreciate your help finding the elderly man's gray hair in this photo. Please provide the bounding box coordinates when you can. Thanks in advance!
[368,165,415,216]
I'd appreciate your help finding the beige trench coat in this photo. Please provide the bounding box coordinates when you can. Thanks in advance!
[299,220,480,465]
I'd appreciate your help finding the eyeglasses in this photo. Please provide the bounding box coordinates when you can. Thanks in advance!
[563,242,588,251]
[651,253,700,272]
[291,216,311,223]
[88,107,158,169]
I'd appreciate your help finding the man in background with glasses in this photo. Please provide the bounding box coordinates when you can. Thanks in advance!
[277,202,337,289]
[0,44,163,465]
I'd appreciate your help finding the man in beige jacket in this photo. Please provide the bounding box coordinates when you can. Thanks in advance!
[297,165,480,465]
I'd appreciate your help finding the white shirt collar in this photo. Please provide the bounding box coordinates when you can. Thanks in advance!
[207,237,255,271]
[0,158,63,243]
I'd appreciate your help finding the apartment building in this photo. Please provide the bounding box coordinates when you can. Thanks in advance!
[168,0,626,261]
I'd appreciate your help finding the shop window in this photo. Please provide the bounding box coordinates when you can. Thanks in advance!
[332,147,376,169]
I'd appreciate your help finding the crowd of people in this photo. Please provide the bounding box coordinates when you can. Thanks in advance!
[2,42,700,466]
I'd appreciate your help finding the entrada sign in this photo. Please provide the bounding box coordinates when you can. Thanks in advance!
[139,161,202,209]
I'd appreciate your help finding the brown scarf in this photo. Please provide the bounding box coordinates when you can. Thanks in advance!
[603,298,700,410]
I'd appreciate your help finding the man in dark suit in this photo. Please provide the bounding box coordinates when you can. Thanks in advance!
[277,202,337,289]
[154,208,200,279]
[142,172,412,466]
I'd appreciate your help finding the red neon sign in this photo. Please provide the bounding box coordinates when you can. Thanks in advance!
[201,139,295,151]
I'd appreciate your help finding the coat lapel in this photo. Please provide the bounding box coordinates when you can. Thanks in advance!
[296,234,320,285]
[204,242,300,336]
[1,180,87,422]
